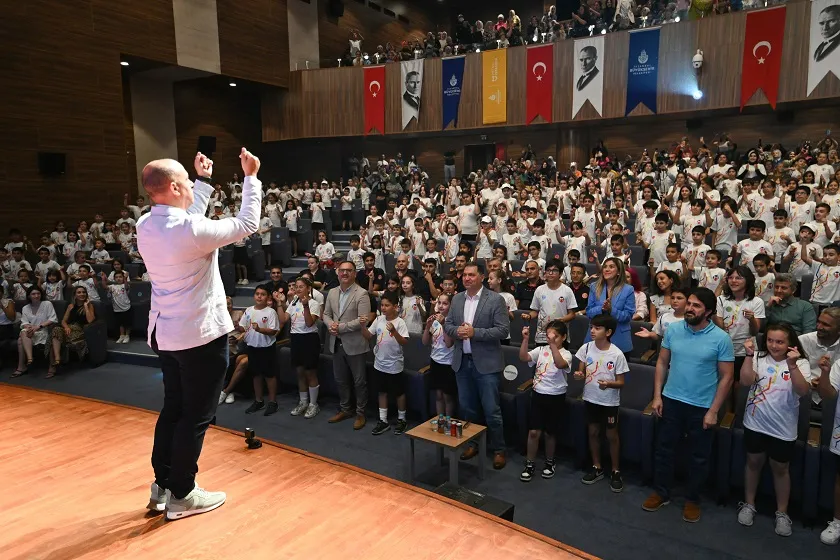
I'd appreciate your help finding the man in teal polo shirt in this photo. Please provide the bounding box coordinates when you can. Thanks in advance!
[642,287,735,523]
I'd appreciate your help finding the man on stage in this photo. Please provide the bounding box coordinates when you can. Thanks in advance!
[138,147,262,520]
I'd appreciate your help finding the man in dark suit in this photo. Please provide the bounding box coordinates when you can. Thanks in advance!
[403,70,421,109]
[815,5,840,63]
[576,46,599,91]
[443,263,510,469]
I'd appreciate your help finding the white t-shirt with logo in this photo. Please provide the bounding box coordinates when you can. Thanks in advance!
[107,283,131,312]
[528,346,572,396]
[240,305,280,347]
[715,296,766,356]
[736,238,773,272]
[755,273,775,306]
[810,261,840,304]
[744,355,811,442]
[575,342,629,407]
[529,284,577,344]
[429,319,454,365]
[697,266,726,293]
[368,315,409,374]
[286,297,321,334]
[399,295,424,334]
[786,243,822,281]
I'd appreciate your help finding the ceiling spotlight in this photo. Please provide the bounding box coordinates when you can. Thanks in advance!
[675,16,681,22]
[229,82,237,87]
[120,61,129,67]
[600,28,607,34]
[692,89,703,100]
[475,47,480,53]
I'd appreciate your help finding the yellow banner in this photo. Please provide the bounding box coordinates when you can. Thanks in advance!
[482,50,507,124]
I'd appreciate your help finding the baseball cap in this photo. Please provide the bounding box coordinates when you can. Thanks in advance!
[480,216,493,224]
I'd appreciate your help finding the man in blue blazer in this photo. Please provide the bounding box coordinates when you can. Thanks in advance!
[444,263,510,469]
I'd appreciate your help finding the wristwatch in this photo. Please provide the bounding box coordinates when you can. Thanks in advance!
[197,175,213,183]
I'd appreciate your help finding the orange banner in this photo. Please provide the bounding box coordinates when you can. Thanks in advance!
[482,50,507,124]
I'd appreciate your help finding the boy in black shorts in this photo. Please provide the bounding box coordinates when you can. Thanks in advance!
[574,313,629,492]
[360,291,409,435]
[239,286,281,416]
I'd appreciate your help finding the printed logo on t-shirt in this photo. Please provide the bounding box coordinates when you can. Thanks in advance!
[606,361,615,371]
[559,297,565,303]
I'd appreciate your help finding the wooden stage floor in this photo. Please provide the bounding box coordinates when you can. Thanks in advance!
[0,384,595,560]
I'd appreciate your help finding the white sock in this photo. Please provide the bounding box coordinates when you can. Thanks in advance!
[379,408,388,422]
[398,409,406,420]
[308,385,320,405]
[299,392,309,404]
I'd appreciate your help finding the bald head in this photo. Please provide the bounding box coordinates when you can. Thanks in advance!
[142,159,192,208]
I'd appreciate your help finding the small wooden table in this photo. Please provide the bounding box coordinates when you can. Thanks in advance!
[405,418,487,485]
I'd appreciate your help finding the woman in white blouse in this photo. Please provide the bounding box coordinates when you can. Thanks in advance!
[13,285,57,377]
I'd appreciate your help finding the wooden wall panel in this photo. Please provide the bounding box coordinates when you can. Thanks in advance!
[217,0,290,87]
[0,0,177,237]
[506,47,527,127]
[553,40,575,123]
[459,53,484,129]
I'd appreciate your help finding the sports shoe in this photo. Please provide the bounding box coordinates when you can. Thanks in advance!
[821,519,840,544]
[610,470,624,493]
[581,466,604,485]
[218,391,228,405]
[290,401,308,416]
[737,502,756,527]
[264,401,279,416]
[541,459,556,479]
[224,393,235,404]
[146,482,168,512]
[304,403,320,419]
[642,493,669,512]
[774,511,792,537]
[520,460,536,482]
[165,485,226,521]
[371,420,390,435]
[394,418,407,435]
[244,401,265,414]
[124,335,130,344]
[116,335,126,344]
[683,501,701,523]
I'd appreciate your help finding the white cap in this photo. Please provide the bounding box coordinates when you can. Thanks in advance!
[321,180,328,185]
[214,202,222,207]
[480,216,493,224]
[570,161,577,167]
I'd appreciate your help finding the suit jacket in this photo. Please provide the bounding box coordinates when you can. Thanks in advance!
[322,283,371,355]
[443,289,510,374]
[403,91,420,110]
[576,67,599,91]
[814,37,840,63]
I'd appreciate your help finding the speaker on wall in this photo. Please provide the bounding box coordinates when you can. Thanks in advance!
[328,0,344,17]
[685,119,703,130]
[38,152,66,176]
[197,136,217,156]
[776,110,795,123]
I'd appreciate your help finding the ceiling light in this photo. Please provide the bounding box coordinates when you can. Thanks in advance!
[692,89,703,100]
[229,82,237,87]
[120,61,129,67]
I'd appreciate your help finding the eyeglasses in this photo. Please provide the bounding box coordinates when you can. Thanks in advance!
[338,268,355,274]
[545,269,560,274]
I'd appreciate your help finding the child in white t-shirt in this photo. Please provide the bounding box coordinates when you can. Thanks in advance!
[801,242,840,306]
[40,269,66,302]
[574,313,629,490]
[237,286,282,416]
[752,254,775,306]
[361,292,409,436]
[258,207,273,267]
[422,294,456,417]
[765,210,794,266]
[519,320,573,482]
[283,200,300,256]
[72,265,101,302]
[737,327,811,535]
[644,213,676,268]
[101,269,133,343]
[734,220,774,273]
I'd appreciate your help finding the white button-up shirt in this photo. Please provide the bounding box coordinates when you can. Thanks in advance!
[462,287,483,355]
[138,177,262,351]
[799,332,840,404]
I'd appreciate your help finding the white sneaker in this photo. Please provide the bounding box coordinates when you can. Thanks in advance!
[241,279,249,285]
[124,335,130,344]
[146,482,168,512]
[116,336,125,344]
[224,393,235,404]
[821,519,840,544]
[304,403,320,419]
[290,401,308,416]
[737,502,756,527]
[166,485,226,521]
[774,511,792,537]
[218,391,228,405]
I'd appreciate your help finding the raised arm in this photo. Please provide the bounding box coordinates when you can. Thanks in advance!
[192,149,263,254]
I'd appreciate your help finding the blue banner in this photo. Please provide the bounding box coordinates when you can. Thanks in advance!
[442,56,465,129]
[626,28,660,116]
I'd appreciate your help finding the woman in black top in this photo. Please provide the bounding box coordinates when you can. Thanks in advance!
[52,285,96,376]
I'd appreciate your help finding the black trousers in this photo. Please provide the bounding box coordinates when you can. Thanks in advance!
[151,331,228,499]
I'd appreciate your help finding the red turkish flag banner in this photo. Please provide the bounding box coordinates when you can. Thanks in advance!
[526,44,553,124]
[741,7,786,110]
[364,66,386,135]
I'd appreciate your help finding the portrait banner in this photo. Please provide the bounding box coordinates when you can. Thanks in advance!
[401,59,423,129]
[572,35,605,118]
[809,0,840,95]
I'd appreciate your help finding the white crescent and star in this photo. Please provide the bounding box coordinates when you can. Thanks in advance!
[752,40,772,65]
[532,61,546,81]
[369,80,381,97]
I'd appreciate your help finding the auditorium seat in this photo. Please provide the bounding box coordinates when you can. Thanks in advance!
[270,228,292,268]
[627,321,655,364]
[128,282,152,335]
[808,396,838,522]
[500,345,534,450]
[629,245,646,266]
[618,364,656,478]
[509,311,536,346]
[567,315,589,353]
[800,274,814,302]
